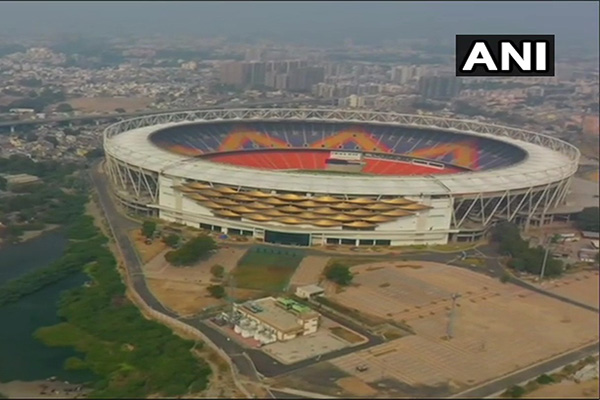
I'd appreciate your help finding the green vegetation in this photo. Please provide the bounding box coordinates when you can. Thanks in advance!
[164,235,217,266]
[536,374,555,385]
[3,88,66,113]
[326,257,376,268]
[231,248,303,291]
[492,222,564,277]
[141,220,157,238]
[35,227,211,398]
[55,103,74,113]
[575,207,599,232]
[0,155,87,243]
[325,262,354,286]
[210,264,225,279]
[502,385,526,398]
[163,233,180,248]
[463,257,485,267]
[0,208,97,307]
[207,285,225,299]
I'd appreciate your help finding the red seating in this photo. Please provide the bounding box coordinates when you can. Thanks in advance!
[204,150,460,176]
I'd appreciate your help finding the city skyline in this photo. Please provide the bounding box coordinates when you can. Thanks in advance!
[0,1,597,51]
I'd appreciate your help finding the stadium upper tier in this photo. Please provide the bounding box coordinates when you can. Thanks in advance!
[149,121,527,171]
[104,109,578,197]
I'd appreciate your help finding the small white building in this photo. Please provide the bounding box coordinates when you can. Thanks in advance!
[295,284,325,300]
[3,173,42,190]
[233,297,320,342]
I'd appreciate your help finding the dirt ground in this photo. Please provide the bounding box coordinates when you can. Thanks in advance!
[142,247,255,316]
[0,380,90,399]
[335,377,377,397]
[146,278,224,316]
[524,379,599,398]
[66,96,153,113]
[539,270,600,308]
[129,229,168,263]
[326,261,599,392]
[290,255,330,287]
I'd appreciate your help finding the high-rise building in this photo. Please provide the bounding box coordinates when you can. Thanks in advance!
[391,65,420,85]
[219,62,247,88]
[418,75,462,100]
[287,67,325,92]
[220,61,268,88]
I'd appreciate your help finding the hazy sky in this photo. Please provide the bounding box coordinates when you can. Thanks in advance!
[0,1,598,48]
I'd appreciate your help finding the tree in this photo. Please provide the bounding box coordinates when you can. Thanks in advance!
[574,207,599,233]
[207,285,225,299]
[210,264,225,279]
[114,108,126,113]
[492,222,564,277]
[163,234,180,248]
[0,176,6,191]
[504,385,526,398]
[55,103,74,112]
[325,262,354,286]
[164,235,217,266]
[141,220,157,238]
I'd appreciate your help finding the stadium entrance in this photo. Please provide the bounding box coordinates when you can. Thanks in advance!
[265,230,310,246]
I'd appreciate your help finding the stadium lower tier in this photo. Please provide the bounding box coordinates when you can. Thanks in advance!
[203,150,462,175]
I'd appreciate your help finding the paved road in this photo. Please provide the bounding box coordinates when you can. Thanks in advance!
[225,241,599,313]
[453,342,599,398]
[90,165,599,396]
[268,390,302,399]
[91,163,385,380]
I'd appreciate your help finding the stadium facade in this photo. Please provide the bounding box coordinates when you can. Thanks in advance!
[103,108,579,246]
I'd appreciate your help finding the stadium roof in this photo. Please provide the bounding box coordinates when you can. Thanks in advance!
[105,112,577,197]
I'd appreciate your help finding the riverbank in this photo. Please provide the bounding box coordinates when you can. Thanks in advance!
[0,380,90,399]
[0,225,61,248]
[0,229,95,398]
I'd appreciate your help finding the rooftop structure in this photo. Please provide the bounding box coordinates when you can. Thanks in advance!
[233,296,320,342]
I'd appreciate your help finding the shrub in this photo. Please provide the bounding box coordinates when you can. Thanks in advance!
[163,234,180,248]
[207,285,225,299]
[165,235,217,266]
[504,385,526,398]
[141,220,157,238]
[325,262,354,286]
[210,264,225,279]
[536,374,554,385]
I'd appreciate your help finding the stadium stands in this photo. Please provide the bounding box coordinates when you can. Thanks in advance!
[150,121,526,173]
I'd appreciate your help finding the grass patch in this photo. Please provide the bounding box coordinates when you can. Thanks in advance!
[329,326,364,344]
[463,257,485,267]
[327,257,377,268]
[231,247,304,292]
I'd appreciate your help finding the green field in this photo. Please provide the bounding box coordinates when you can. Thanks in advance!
[231,247,304,292]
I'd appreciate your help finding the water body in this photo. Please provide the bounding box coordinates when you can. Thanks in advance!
[0,231,94,383]
[0,231,68,285]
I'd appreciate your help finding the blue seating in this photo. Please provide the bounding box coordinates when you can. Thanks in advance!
[150,121,526,171]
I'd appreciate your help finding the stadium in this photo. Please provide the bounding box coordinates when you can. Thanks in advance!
[103,108,579,246]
